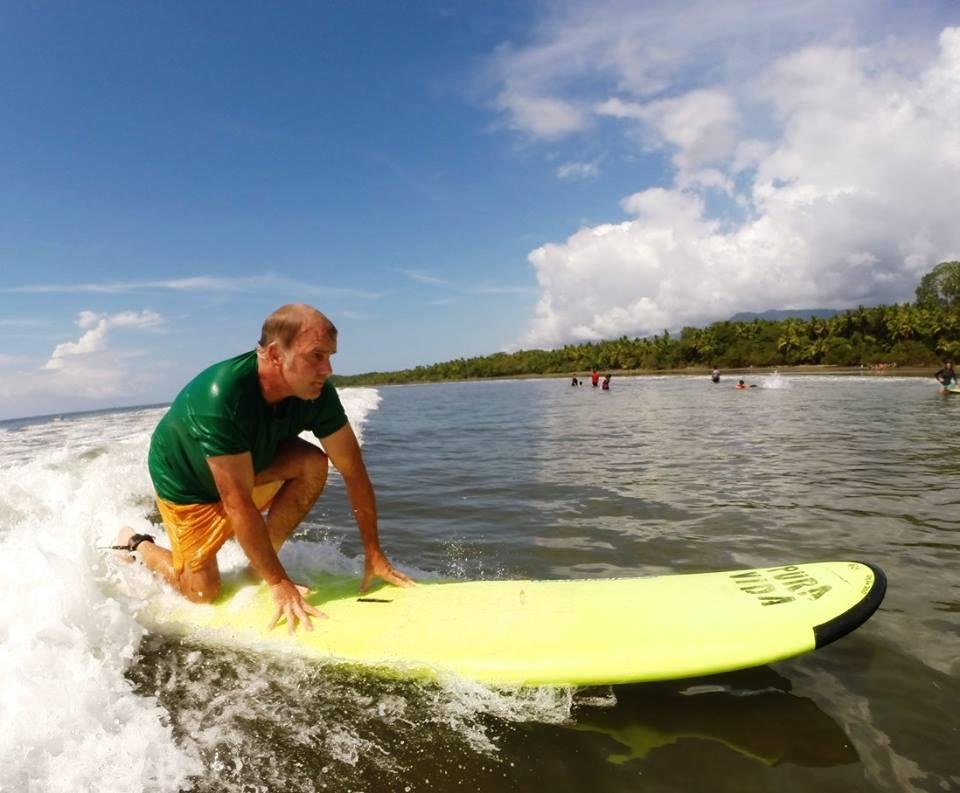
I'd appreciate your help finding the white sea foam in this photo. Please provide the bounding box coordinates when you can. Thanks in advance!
[0,389,385,793]
[297,386,381,451]
[0,407,199,793]
[426,678,576,754]
[339,387,382,445]
[761,371,790,389]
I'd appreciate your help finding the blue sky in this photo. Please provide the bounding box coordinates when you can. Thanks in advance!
[2,1,959,419]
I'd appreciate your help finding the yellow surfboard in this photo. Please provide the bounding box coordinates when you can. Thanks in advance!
[148,561,885,687]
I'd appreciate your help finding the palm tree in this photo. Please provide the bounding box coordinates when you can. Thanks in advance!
[886,304,920,343]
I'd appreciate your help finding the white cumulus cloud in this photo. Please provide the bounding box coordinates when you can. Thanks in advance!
[597,89,741,176]
[45,310,163,370]
[0,309,169,417]
[496,91,588,139]
[508,18,960,347]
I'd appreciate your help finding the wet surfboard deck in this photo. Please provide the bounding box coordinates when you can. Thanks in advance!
[147,561,885,687]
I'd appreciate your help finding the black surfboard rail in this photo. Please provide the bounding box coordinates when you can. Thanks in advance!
[813,561,887,649]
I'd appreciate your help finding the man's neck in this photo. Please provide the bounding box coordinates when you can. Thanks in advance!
[257,356,292,406]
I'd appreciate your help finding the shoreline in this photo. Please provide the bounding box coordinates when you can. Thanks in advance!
[2,366,938,423]
[346,364,939,387]
[590,364,934,378]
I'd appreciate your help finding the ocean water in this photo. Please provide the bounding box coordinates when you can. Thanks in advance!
[1,374,958,793]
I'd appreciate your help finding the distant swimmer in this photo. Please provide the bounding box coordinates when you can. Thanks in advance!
[571,376,580,386]
[112,303,413,633]
[591,368,600,388]
[736,379,755,390]
[602,374,611,391]
[935,361,957,388]
[711,368,720,384]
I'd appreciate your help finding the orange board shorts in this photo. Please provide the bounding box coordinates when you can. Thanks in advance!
[156,481,284,574]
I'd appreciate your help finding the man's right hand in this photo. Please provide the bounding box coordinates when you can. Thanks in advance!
[267,579,326,634]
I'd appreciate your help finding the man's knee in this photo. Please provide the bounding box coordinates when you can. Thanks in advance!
[179,569,221,603]
[183,581,220,603]
[301,445,329,485]
[259,437,329,488]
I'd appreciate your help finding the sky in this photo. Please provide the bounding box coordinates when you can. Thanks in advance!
[2,0,960,419]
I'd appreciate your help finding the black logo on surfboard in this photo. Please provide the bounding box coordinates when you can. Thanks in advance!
[730,566,831,606]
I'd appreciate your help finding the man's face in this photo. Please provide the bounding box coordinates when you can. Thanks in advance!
[280,323,337,400]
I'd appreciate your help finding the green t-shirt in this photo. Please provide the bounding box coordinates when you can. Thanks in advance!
[148,350,348,504]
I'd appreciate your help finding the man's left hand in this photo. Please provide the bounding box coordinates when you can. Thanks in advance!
[361,552,416,593]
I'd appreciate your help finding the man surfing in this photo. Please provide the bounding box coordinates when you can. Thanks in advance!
[935,360,958,392]
[115,303,413,633]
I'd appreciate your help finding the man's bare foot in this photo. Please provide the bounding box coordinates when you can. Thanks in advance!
[113,526,159,564]
[114,526,136,563]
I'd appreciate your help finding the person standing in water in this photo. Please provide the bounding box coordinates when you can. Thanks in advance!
[602,374,611,390]
[935,361,957,388]
[711,368,720,383]
[115,303,413,633]
[591,368,600,387]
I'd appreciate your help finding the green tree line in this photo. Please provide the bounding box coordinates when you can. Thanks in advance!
[333,262,960,386]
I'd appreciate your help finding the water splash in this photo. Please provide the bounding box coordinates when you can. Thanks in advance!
[762,370,790,389]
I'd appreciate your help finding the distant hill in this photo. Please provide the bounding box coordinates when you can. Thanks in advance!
[729,308,841,322]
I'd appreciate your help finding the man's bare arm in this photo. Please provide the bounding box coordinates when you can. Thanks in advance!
[207,453,286,584]
[207,453,322,631]
[320,424,414,591]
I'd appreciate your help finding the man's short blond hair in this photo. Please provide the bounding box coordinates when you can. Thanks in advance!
[258,304,337,350]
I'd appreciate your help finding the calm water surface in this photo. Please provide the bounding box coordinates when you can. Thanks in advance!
[4,374,959,792]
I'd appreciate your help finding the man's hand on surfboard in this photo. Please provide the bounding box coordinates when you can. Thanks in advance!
[267,579,326,634]
[361,552,415,593]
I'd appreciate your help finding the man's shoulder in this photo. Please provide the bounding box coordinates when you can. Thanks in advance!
[194,350,257,386]
[173,351,259,416]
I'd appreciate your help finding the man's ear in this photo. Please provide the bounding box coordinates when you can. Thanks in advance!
[265,342,284,366]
